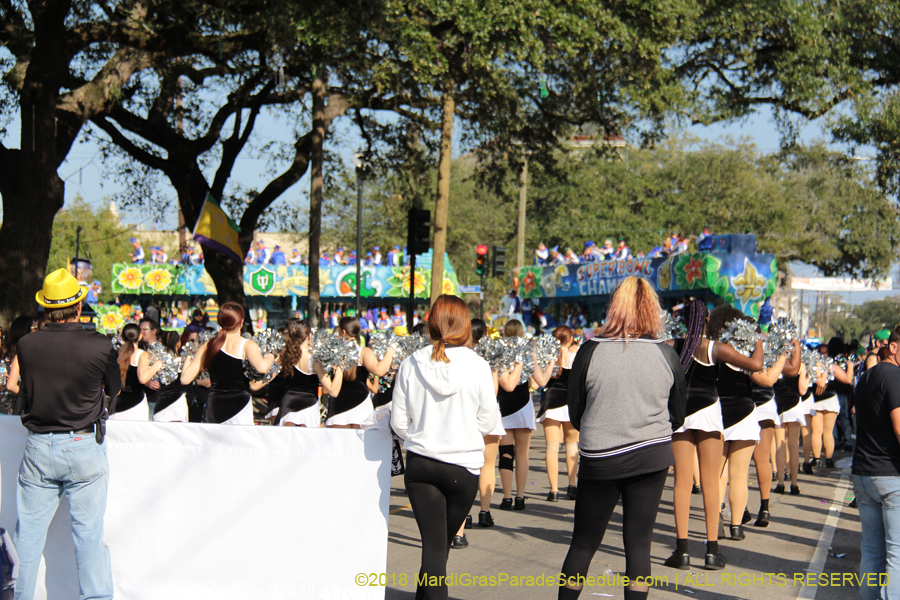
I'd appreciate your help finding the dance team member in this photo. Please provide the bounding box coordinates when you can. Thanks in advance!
[391,295,499,600]
[181,302,275,425]
[537,325,580,502]
[560,277,685,600]
[110,323,149,421]
[808,338,854,471]
[497,319,555,510]
[773,350,809,495]
[139,330,189,422]
[665,300,761,571]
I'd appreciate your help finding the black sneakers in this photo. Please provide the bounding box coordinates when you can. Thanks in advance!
[547,491,559,502]
[451,534,468,549]
[514,496,526,510]
[478,511,494,527]
[664,551,691,570]
[704,553,727,570]
[729,525,746,541]
[754,510,770,527]
[566,485,577,500]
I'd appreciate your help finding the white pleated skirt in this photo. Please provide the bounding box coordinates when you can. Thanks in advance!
[325,396,374,427]
[779,401,807,425]
[756,399,780,426]
[152,395,188,422]
[109,398,149,421]
[221,401,254,426]
[814,394,841,413]
[724,408,761,442]
[501,401,536,431]
[539,405,570,424]
[802,396,817,416]
[280,402,321,427]
[675,400,724,434]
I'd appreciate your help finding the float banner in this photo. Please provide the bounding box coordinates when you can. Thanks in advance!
[519,252,777,318]
[0,417,391,600]
[110,262,460,298]
[192,193,243,262]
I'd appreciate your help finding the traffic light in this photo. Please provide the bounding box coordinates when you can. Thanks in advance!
[407,208,431,257]
[492,246,506,277]
[475,244,488,276]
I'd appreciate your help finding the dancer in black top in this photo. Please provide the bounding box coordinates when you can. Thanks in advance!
[110,323,149,420]
[807,338,854,471]
[325,316,395,428]
[665,300,762,571]
[497,319,555,511]
[269,319,341,427]
[469,319,504,529]
[773,354,809,495]
[538,326,580,502]
[139,330,189,422]
[181,302,275,425]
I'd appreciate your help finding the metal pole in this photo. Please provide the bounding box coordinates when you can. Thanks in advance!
[407,252,417,330]
[75,226,82,263]
[480,273,485,320]
[355,166,364,318]
[516,157,527,269]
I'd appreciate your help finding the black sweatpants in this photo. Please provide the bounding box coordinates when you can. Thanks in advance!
[405,451,479,600]
[559,469,668,600]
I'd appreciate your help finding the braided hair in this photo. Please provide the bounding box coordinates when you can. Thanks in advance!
[679,300,708,372]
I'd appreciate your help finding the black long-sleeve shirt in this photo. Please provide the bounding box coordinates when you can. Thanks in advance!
[18,322,121,433]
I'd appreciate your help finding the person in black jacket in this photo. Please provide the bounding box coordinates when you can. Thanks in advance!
[14,269,121,600]
[560,277,686,600]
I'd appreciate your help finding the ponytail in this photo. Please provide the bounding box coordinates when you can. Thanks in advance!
[679,300,708,373]
[118,323,141,387]
[202,302,244,371]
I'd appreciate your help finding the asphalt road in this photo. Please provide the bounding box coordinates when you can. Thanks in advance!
[382,413,862,600]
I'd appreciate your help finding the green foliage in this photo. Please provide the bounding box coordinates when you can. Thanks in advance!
[48,197,133,303]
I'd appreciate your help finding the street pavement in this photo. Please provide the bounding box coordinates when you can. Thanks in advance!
[381,408,862,600]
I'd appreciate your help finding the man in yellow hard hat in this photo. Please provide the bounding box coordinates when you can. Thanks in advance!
[14,268,120,600]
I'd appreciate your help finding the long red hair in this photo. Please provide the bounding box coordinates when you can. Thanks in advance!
[428,295,472,363]
[202,302,244,371]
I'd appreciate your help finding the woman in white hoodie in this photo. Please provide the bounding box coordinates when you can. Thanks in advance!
[391,294,500,600]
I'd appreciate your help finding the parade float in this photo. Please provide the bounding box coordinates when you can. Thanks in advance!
[516,235,777,321]
[93,250,460,333]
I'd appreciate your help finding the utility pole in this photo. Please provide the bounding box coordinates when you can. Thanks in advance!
[429,85,454,306]
[308,73,326,328]
[516,157,527,269]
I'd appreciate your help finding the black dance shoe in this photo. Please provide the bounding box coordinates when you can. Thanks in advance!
[704,553,727,570]
[514,496,526,510]
[802,462,814,475]
[464,515,473,529]
[849,498,858,509]
[729,525,746,541]
[825,458,835,469]
[547,491,559,502]
[754,510,770,527]
[478,511,494,527]
[810,457,819,467]
[567,485,577,500]
[499,498,513,511]
[774,484,785,494]
[663,551,691,570]
[451,534,468,549]
[692,484,702,495]
[790,485,801,495]
[741,508,752,525]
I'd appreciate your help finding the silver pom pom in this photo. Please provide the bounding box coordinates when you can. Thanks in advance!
[368,331,394,360]
[762,317,798,369]
[391,333,430,368]
[146,342,183,386]
[496,336,535,384]
[475,337,505,371]
[244,360,281,383]
[253,329,285,357]
[718,319,760,358]
[658,311,686,340]
[110,335,123,352]
[532,333,561,369]
[311,334,360,374]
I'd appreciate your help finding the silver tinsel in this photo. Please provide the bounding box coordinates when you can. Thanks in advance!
[146,342,183,386]
[800,347,834,382]
[533,333,561,369]
[718,319,761,358]
[658,311,686,341]
[312,334,360,374]
[244,360,281,383]
[253,329,285,357]
[391,333,430,367]
[368,331,395,360]
[762,317,798,369]
[475,337,505,371]
[198,330,216,346]
[110,335,123,352]
[496,336,535,384]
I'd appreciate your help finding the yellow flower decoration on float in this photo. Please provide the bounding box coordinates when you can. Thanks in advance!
[144,268,172,292]
[731,259,767,307]
[116,267,143,290]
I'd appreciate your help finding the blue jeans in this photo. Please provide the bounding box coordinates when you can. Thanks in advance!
[835,393,853,447]
[14,431,112,600]
[854,475,900,600]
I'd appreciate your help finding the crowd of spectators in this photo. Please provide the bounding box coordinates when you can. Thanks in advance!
[129,238,204,266]
[533,227,715,266]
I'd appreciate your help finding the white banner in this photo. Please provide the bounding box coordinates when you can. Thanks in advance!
[790,276,892,292]
[0,416,391,599]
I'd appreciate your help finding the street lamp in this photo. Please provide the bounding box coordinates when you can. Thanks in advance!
[352,153,369,318]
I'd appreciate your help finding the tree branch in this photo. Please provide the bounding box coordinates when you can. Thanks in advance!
[90,115,170,172]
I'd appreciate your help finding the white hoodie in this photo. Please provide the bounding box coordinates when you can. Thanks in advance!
[391,345,500,473]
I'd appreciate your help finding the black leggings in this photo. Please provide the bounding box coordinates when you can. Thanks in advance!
[405,451,479,600]
[559,469,668,600]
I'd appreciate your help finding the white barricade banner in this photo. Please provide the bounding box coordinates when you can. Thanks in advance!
[0,416,392,599]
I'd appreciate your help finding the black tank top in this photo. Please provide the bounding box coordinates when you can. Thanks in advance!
[113,351,145,414]
[205,343,251,423]
[330,364,371,417]
[276,364,320,419]
[153,379,186,414]
[751,383,774,407]
[675,339,719,417]
[774,375,801,414]
[814,379,838,402]
[717,364,754,428]
[498,383,530,417]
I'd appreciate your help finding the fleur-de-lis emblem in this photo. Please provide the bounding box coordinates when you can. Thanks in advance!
[731,259,767,307]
